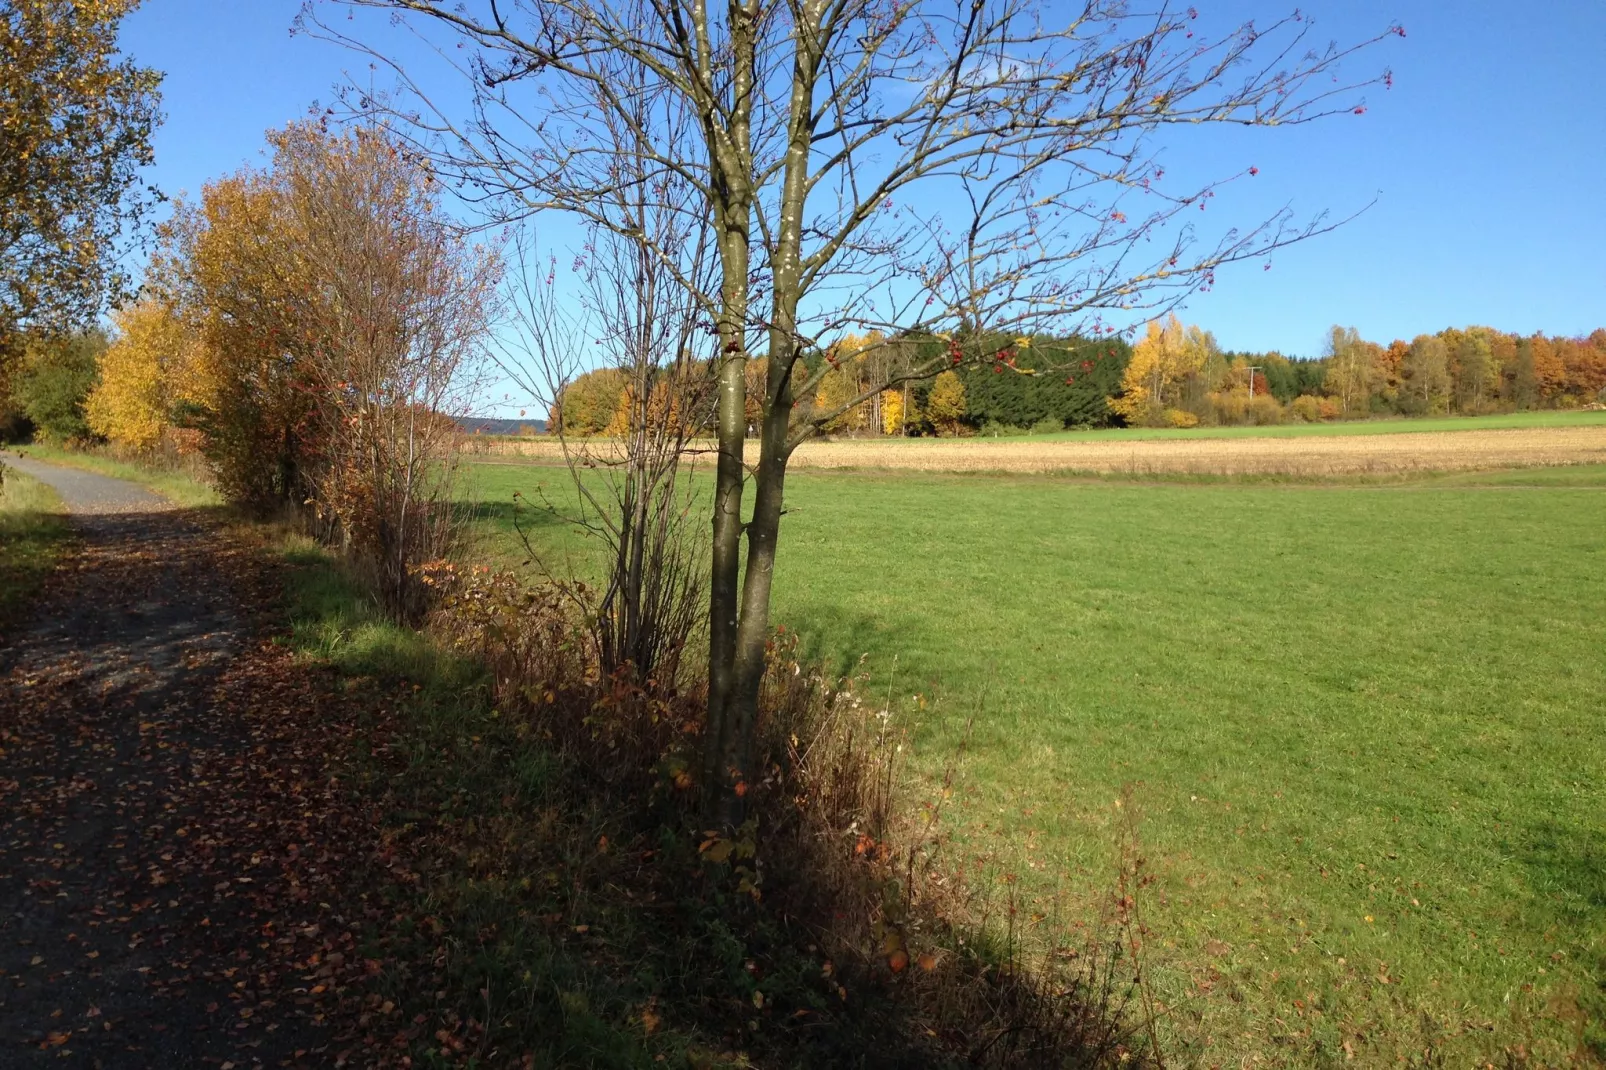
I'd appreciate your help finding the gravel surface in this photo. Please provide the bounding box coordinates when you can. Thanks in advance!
[0,457,339,1066]
[0,453,171,515]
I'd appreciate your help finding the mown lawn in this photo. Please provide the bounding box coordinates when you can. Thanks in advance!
[0,465,70,625]
[462,458,1606,1065]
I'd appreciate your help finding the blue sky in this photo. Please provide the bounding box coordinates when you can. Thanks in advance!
[120,0,1604,362]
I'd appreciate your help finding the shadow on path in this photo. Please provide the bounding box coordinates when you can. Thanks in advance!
[0,460,376,1067]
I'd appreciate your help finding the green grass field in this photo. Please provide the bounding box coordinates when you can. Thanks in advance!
[462,458,1606,1064]
[974,407,1606,442]
[0,465,70,624]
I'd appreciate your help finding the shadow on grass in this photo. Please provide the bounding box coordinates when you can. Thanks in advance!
[0,472,72,629]
[275,543,1146,1068]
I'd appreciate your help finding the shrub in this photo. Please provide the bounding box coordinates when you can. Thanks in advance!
[1207,390,1247,425]
[1290,394,1322,422]
[1161,407,1198,428]
[1247,393,1286,425]
[1317,397,1342,420]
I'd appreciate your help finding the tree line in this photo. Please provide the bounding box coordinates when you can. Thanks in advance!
[537,314,1606,438]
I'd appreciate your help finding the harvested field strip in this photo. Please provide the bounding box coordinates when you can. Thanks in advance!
[467,425,1606,476]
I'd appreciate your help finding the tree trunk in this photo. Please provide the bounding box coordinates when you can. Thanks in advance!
[702,5,820,818]
[702,211,752,803]
[719,348,794,798]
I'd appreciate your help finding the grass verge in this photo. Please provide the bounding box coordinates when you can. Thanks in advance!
[0,465,70,626]
[269,531,1147,1067]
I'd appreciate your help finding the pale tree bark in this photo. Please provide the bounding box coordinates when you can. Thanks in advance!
[305,0,1402,817]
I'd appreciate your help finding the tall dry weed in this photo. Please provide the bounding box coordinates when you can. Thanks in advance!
[417,566,1159,1064]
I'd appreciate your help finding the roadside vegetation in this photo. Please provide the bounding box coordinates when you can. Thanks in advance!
[0,466,69,626]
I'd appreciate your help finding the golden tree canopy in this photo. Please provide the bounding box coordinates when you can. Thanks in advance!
[1,0,162,357]
[1109,314,1216,425]
[85,298,195,451]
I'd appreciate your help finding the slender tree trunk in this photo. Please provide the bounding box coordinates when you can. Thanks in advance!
[723,388,789,788]
[697,0,761,812]
[709,13,820,811]
[703,212,752,801]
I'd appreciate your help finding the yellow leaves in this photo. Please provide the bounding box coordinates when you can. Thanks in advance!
[813,363,862,433]
[1109,314,1217,426]
[926,370,966,435]
[699,836,735,863]
[879,388,904,435]
[86,298,197,451]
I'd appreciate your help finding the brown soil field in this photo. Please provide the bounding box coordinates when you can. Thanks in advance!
[466,425,1606,476]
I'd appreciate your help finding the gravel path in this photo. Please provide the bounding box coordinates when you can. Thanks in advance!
[0,458,344,1067]
[0,453,171,515]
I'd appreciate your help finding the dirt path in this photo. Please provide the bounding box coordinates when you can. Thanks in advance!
[0,459,382,1068]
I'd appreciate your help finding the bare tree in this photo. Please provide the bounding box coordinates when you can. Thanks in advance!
[304,0,1400,813]
[499,68,716,691]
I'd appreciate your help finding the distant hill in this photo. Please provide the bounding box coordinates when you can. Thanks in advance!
[456,416,546,437]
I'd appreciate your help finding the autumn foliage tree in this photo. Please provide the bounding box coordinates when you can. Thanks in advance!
[552,367,629,435]
[925,371,967,436]
[1110,315,1216,426]
[0,0,162,367]
[147,122,497,618]
[880,389,905,437]
[84,297,196,451]
[282,124,499,617]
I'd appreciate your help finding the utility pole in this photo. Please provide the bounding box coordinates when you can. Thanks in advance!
[1247,366,1263,399]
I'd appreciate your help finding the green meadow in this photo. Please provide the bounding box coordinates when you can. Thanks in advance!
[463,458,1606,1064]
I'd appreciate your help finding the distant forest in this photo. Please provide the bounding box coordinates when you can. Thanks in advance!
[458,416,546,437]
[542,320,1606,437]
